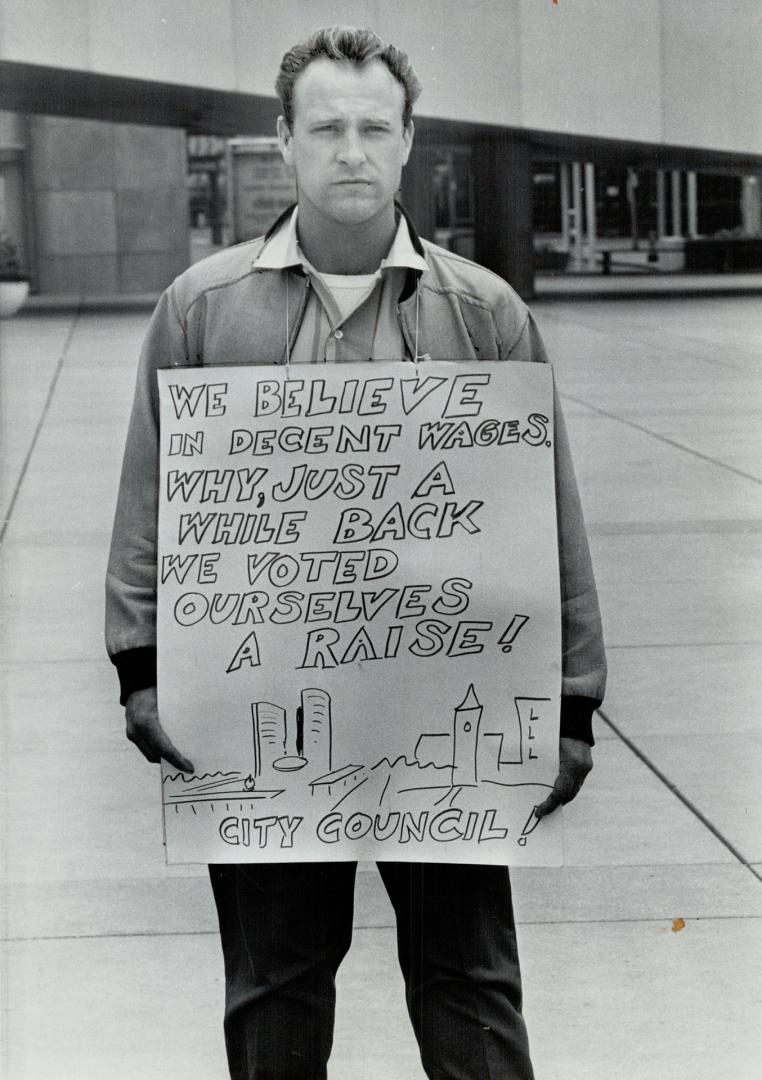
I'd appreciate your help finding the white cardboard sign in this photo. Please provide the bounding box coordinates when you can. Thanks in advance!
[157,362,562,865]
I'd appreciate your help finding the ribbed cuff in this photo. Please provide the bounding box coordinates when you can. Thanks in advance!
[112,646,157,706]
[559,696,599,746]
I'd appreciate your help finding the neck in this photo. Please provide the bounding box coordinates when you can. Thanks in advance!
[296,202,397,274]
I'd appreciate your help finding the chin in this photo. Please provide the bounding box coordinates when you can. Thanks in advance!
[326,201,381,226]
[301,184,391,228]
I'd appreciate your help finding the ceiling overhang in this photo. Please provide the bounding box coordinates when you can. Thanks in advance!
[3,61,761,174]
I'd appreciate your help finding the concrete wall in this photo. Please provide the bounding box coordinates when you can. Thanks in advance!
[2,0,761,154]
[0,110,24,147]
[518,0,663,142]
[29,117,188,295]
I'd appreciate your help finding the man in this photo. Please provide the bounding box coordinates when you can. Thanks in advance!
[106,26,606,1080]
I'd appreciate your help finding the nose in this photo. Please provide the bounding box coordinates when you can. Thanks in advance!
[336,130,367,169]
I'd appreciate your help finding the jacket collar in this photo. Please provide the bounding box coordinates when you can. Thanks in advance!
[255,201,428,278]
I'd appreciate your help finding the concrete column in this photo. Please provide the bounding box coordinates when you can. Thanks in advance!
[656,169,667,238]
[399,139,436,240]
[687,171,699,238]
[671,169,682,236]
[570,161,583,270]
[560,162,570,250]
[0,110,26,149]
[741,175,762,236]
[584,162,597,269]
[473,134,534,298]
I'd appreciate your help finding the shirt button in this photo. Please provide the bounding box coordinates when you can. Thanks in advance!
[334,329,344,339]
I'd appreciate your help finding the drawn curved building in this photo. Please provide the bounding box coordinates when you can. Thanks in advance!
[301,688,332,772]
[252,702,286,777]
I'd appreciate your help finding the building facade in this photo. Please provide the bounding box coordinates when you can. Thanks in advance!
[1,0,761,298]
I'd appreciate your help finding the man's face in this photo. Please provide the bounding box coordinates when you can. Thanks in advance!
[277,57,413,228]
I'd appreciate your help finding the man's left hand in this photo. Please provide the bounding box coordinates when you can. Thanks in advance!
[534,737,593,819]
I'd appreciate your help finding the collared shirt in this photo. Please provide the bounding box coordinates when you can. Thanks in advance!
[253,206,428,363]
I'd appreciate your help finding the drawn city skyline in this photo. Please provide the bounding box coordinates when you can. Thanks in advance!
[164,683,550,811]
[251,688,332,777]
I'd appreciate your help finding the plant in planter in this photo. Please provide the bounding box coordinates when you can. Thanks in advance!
[0,231,31,318]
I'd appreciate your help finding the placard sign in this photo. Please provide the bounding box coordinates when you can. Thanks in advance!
[157,362,563,865]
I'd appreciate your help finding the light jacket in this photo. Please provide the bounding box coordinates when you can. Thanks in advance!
[105,207,606,742]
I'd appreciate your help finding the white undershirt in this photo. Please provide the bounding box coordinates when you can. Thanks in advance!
[318,271,379,321]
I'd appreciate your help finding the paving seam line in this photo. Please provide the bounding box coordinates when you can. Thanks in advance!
[7,912,762,944]
[1,306,82,545]
[605,641,762,650]
[559,392,762,486]
[596,707,762,884]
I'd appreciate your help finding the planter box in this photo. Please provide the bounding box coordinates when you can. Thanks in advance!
[0,279,30,318]
[534,248,569,273]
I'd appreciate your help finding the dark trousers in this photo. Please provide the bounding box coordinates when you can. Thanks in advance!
[209,861,534,1080]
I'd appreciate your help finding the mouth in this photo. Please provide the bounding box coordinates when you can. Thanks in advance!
[335,179,372,186]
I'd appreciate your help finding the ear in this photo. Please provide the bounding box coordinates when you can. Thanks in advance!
[401,120,414,167]
[276,116,293,165]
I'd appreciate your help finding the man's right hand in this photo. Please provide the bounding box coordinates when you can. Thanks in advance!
[125,686,195,773]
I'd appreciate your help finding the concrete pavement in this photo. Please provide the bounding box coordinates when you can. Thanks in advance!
[1,296,761,1079]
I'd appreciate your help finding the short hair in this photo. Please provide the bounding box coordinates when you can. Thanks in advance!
[276,26,421,130]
